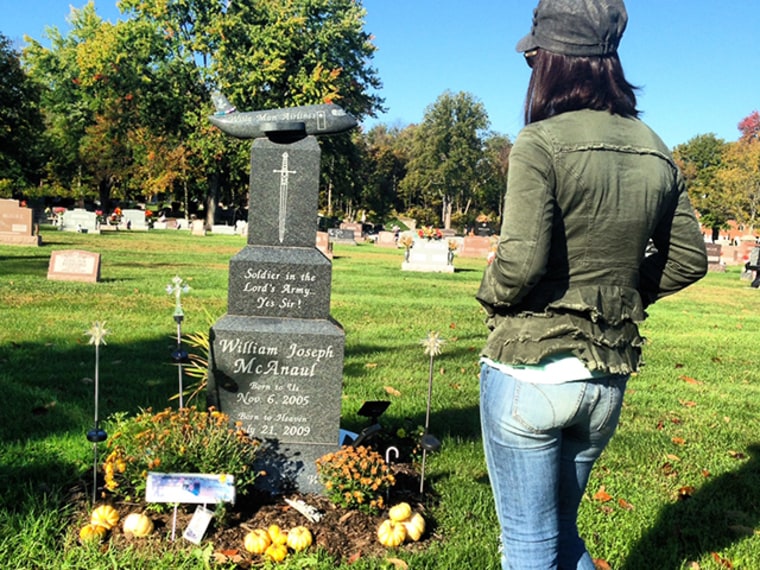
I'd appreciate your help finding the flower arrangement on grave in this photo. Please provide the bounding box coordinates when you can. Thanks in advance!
[102,406,260,503]
[315,445,395,514]
[417,226,443,240]
[398,234,414,261]
[109,207,122,225]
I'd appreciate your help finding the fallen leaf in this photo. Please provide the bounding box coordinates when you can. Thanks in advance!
[365,362,378,368]
[347,550,362,564]
[680,375,702,385]
[386,557,409,569]
[666,453,681,462]
[674,362,684,369]
[711,356,722,363]
[677,485,695,500]
[727,450,746,460]
[384,386,401,397]
[593,559,612,570]
[671,437,686,446]
[618,498,635,511]
[449,322,456,329]
[680,400,697,408]
[701,469,711,477]
[661,462,678,477]
[593,486,613,502]
[689,563,701,570]
[710,552,734,568]
[213,549,243,564]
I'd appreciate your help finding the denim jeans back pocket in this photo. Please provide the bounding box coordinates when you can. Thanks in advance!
[512,380,586,434]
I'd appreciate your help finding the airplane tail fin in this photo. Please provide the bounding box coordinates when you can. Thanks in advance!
[211,91,237,115]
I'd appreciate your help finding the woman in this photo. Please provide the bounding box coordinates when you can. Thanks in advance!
[476,1,707,568]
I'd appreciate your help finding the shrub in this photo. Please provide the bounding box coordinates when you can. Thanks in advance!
[102,406,260,502]
[315,445,395,514]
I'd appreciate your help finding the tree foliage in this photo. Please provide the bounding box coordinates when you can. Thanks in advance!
[400,91,489,228]
[0,32,43,196]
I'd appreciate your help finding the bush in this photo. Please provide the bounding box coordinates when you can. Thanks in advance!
[102,406,260,502]
[315,445,395,514]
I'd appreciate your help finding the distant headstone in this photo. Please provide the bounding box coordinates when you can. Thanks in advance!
[460,235,494,259]
[212,224,236,235]
[705,243,723,272]
[207,103,356,494]
[402,238,455,273]
[47,249,101,282]
[191,219,206,236]
[122,209,148,230]
[327,228,356,245]
[316,231,333,259]
[0,199,40,246]
[340,221,362,241]
[61,209,100,234]
[376,231,397,248]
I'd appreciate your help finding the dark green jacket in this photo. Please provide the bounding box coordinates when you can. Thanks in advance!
[477,109,707,374]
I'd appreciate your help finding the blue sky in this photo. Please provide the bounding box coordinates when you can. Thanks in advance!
[3,1,758,149]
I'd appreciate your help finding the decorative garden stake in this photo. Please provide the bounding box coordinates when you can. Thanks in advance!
[419,331,445,494]
[166,276,191,408]
[85,321,109,504]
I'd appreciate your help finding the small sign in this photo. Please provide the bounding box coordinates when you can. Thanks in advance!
[47,250,101,282]
[145,472,236,505]
[183,506,216,544]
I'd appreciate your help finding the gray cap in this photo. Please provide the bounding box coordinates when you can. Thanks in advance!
[516,0,628,56]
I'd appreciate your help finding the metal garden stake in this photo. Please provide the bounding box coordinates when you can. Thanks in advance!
[419,331,444,494]
[85,321,109,504]
[166,276,190,408]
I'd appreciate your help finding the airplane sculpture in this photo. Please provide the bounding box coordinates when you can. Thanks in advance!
[209,92,357,139]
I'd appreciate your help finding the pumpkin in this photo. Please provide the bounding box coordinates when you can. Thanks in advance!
[122,512,154,537]
[264,543,288,562]
[388,501,413,522]
[79,523,108,543]
[90,504,120,530]
[377,519,406,548]
[403,512,426,542]
[286,525,313,552]
[243,528,272,554]
[267,524,288,546]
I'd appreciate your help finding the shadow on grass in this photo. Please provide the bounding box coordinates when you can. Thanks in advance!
[0,337,184,445]
[621,443,759,569]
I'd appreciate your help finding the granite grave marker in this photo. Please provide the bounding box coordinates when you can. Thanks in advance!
[207,98,356,494]
[0,199,40,246]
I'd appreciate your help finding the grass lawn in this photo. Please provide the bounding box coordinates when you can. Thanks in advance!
[0,228,757,569]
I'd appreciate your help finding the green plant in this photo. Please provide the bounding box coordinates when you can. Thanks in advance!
[102,406,260,501]
[315,445,395,514]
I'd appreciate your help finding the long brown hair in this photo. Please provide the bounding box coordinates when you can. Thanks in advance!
[524,49,640,124]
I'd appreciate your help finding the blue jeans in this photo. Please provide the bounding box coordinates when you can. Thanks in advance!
[480,363,628,570]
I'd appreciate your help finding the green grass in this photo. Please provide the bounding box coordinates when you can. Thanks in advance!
[0,229,758,569]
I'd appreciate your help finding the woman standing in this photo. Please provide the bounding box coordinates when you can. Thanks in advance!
[476,1,707,568]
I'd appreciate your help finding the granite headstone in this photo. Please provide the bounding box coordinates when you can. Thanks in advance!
[207,102,356,494]
[0,199,40,246]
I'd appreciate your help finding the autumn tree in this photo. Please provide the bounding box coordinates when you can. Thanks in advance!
[738,110,760,142]
[673,133,728,241]
[717,138,760,232]
[400,91,489,229]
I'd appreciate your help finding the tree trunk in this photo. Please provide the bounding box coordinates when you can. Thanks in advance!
[205,173,219,229]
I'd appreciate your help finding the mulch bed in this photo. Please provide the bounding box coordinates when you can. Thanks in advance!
[70,463,438,567]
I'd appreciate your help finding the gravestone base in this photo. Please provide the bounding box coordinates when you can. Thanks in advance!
[208,314,344,494]
[0,232,41,246]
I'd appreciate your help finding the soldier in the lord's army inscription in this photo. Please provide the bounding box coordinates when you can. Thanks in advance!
[206,93,357,493]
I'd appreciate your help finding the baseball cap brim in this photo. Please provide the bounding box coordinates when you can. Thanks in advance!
[515,33,537,53]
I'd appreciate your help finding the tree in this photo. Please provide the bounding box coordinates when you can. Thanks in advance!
[673,133,728,241]
[738,110,760,142]
[717,138,760,231]
[0,32,43,196]
[400,91,489,229]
